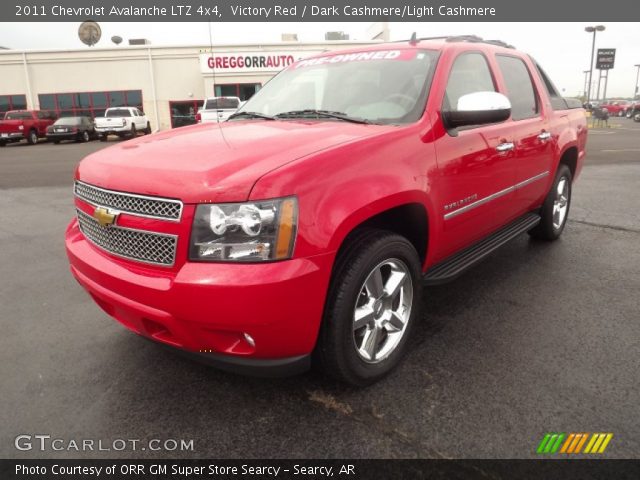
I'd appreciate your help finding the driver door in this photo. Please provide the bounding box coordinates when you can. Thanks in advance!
[431,51,519,262]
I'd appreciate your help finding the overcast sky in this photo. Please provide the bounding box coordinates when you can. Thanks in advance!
[1,22,638,98]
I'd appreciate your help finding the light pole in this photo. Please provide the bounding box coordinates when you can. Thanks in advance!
[583,70,590,100]
[585,25,605,104]
[634,64,640,100]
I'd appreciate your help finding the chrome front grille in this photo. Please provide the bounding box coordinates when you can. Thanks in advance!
[76,209,177,266]
[74,181,183,221]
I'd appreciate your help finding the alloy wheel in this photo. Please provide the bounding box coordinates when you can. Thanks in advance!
[552,176,569,230]
[352,258,413,364]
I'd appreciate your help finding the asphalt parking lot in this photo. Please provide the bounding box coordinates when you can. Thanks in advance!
[1,120,639,459]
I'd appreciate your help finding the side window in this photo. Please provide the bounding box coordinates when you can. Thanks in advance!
[496,55,539,120]
[444,52,496,111]
[535,62,568,110]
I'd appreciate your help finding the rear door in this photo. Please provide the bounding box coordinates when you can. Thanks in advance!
[36,111,49,135]
[431,51,519,261]
[494,54,555,215]
[133,109,143,129]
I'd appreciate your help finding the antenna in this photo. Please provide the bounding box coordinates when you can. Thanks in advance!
[409,32,418,45]
[208,21,229,146]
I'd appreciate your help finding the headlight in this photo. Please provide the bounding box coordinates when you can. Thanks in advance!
[18,125,24,130]
[190,197,298,262]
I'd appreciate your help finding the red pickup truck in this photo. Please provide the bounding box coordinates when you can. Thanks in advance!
[65,36,587,385]
[0,110,57,146]
[599,101,631,117]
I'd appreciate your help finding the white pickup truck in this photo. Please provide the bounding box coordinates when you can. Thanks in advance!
[196,96,243,123]
[95,107,151,141]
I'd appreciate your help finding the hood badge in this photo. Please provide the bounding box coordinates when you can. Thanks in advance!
[93,207,118,227]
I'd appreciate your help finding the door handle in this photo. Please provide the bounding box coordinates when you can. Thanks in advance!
[496,142,515,152]
[538,131,552,141]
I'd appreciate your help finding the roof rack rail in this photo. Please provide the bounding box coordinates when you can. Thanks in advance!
[483,39,515,49]
[390,35,451,43]
[444,35,484,43]
[393,34,515,49]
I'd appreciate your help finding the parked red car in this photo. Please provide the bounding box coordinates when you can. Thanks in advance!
[600,101,631,116]
[66,36,587,385]
[0,110,57,146]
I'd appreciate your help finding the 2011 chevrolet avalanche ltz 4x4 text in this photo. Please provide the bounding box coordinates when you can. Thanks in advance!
[65,36,587,385]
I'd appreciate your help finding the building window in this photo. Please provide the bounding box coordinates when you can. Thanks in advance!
[169,100,202,128]
[37,90,143,119]
[108,91,125,107]
[214,83,261,101]
[0,94,27,116]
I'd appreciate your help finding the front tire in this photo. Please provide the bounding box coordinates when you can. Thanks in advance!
[99,134,108,142]
[528,164,572,241]
[144,122,152,135]
[316,229,422,386]
[130,124,137,138]
[27,129,38,145]
[81,131,90,142]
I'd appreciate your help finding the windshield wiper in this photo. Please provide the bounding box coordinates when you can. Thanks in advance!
[275,110,374,124]
[227,111,276,121]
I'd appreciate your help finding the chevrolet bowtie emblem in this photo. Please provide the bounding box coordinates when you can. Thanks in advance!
[93,207,117,227]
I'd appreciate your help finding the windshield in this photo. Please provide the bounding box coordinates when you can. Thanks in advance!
[204,98,240,110]
[5,112,32,120]
[236,49,438,125]
[54,117,83,126]
[106,109,131,117]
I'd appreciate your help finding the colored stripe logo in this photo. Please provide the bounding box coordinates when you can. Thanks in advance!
[537,433,613,454]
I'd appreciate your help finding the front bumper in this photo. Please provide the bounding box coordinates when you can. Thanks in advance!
[65,219,334,376]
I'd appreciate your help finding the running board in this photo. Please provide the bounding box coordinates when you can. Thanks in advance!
[423,212,541,285]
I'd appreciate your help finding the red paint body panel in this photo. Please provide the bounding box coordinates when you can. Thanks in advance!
[65,40,587,368]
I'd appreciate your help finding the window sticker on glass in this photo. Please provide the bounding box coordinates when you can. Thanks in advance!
[294,50,417,68]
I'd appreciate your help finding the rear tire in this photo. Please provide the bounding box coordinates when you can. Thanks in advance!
[81,131,90,142]
[528,164,572,241]
[0,141,6,147]
[53,140,60,144]
[27,129,38,145]
[315,229,422,386]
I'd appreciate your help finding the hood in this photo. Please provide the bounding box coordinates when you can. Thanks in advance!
[77,120,390,203]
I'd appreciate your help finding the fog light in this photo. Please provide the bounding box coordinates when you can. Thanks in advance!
[243,333,255,347]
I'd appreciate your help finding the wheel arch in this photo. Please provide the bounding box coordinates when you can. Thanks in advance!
[328,193,434,270]
[558,145,578,180]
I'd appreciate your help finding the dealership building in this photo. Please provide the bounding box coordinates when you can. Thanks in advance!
[0,40,377,130]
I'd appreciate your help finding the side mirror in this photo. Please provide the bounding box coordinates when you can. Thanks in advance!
[443,91,511,129]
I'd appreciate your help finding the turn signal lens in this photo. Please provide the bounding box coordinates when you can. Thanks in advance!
[275,198,296,260]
